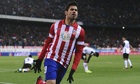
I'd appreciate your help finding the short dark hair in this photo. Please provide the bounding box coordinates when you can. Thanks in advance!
[65,1,78,11]
[122,36,126,39]
[29,55,32,57]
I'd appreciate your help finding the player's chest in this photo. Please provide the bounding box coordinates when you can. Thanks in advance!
[55,26,79,41]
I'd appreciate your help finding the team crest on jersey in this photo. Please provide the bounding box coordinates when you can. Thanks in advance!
[72,30,77,35]
[60,31,70,41]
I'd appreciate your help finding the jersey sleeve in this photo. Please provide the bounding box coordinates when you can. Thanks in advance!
[38,24,55,60]
[72,28,85,70]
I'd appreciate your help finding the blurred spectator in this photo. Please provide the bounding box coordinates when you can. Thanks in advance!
[0,23,49,47]
[0,0,140,48]
[0,22,140,48]
[0,0,139,26]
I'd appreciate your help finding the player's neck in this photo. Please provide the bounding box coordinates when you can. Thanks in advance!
[65,18,75,26]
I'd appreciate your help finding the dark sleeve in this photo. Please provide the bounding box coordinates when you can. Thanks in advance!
[122,43,125,47]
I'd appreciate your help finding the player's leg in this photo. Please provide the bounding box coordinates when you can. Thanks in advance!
[22,68,30,72]
[44,59,58,84]
[127,54,132,68]
[15,68,30,73]
[123,53,128,69]
[82,53,88,72]
[36,58,57,84]
[81,53,92,73]
[83,62,92,73]
[15,64,28,73]
[56,62,67,84]
[87,55,92,63]
[21,64,32,72]
[124,59,128,69]
[86,54,93,73]
[15,68,23,73]
[44,58,68,84]
[83,62,88,72]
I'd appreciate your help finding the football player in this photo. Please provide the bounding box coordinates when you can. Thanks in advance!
[81,46,99,73]
[15,55,34,73]
[121,37,133,69]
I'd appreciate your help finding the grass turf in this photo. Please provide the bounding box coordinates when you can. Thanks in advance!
[0,55,140,84]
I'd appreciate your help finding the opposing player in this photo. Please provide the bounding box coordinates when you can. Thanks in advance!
[81,46,99,73]
[32,1,85,84]
[121,37,133,69]
[15,55,34,73]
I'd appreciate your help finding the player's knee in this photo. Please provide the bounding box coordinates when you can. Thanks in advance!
[46,80,56,84]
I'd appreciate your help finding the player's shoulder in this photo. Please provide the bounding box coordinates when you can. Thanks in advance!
[53,19,64,25]
[76,25,85,35]
[86,46,94,50]
[84,46,90,49]
[78,25,84,31]
[51,20,63,27]
[124,40,129,43]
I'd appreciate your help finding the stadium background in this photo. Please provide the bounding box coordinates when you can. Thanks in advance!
[0,0,140,56]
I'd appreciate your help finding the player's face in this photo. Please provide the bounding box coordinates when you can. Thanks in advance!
[65,6,78,20]
[122,37,125,41]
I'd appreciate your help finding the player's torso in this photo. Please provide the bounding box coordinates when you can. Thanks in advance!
[24,57,34,64]
[46,21,82,67]
[83,47,94,54]
[123,40,130,53]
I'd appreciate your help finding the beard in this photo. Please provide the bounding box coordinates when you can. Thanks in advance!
[70,15,77,21]
[71,17,76,21]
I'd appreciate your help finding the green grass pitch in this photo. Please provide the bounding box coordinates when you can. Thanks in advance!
[0,55,140,84]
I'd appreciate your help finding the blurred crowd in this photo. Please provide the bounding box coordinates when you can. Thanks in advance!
[0,23,140,48]
[0,0,139,26]
[85,28,140,48]
[0,0,140,48]
[0,23,49,48]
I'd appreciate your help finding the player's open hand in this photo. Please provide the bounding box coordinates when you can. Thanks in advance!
[31,59,42,73]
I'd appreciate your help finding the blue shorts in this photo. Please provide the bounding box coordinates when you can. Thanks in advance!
[44,58,67,84]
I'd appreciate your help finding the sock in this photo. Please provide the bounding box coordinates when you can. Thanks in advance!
[18,68,29,72]
[83,62,88,71]
[124,60,128,68]
[18,68,23,72]
[22,69,29,72]
[128,59,132,66]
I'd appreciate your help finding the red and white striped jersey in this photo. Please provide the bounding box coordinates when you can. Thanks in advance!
[39,19,85,70]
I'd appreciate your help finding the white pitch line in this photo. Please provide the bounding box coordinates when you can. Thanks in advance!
[0,68,15,73]
[0,82,16,84]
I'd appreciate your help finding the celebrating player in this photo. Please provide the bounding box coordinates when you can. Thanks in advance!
[121,36,133,69]
[32,1,85,84]
[81,46,99,73]
[15,55,34,73]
